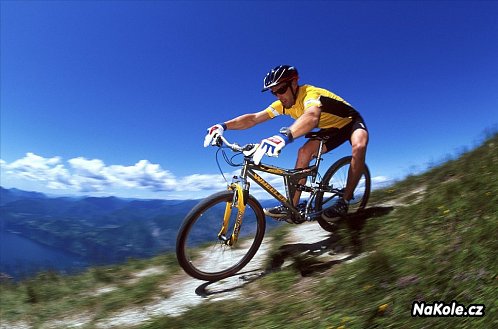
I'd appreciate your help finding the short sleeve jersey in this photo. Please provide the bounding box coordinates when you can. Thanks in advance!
[264,85,360,129]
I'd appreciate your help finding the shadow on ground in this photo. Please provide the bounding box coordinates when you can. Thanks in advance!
[266,206,394,276]
[194,206,393,297]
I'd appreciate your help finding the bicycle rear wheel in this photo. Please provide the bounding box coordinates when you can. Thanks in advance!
[315,156,371,232]
[176,190,266,281]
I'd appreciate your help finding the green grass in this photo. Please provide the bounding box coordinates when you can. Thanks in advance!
[1,133,497,328]
[0,253,179,326]
[145,132,497,329]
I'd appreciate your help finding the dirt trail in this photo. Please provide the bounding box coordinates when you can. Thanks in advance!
[94,217,365,328]
[31,209,393,329]
[1,183,434,329]
[95,236,274,328]
[36,221,336,329]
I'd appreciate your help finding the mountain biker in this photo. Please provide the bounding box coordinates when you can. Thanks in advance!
[204,65,369,221]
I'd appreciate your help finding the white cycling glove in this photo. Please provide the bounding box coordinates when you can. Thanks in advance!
[253,135,287,165]
[203,123,227,147]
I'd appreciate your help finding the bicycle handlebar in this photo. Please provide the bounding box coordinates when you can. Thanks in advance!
[215,135,258,154]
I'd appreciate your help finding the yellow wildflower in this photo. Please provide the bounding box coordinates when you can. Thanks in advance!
[378,303,389,314]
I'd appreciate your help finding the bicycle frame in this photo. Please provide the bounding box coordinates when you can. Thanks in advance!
[217,136,343,245]
[237,137,336,219]
[178,135,370,281]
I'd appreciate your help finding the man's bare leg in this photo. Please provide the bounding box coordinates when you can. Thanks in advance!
[343,128,369,201]
[292,139,324,206]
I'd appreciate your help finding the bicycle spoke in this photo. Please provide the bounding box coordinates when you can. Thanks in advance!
[315,156,371,232]
[179,193,264,279]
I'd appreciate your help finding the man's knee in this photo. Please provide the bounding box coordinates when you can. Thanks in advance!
[352,141,367,156]
[351,130,368,156]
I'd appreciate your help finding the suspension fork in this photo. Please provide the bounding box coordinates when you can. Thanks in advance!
[217,164,250,246]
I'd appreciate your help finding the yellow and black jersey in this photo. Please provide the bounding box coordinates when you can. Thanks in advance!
[264,85,359,129]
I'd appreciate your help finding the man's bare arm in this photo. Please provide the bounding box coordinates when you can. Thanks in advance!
[288,106,321,138]
[224,110,271,130]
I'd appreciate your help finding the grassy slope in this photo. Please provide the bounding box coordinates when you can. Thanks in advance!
[147,133,498,329]
[1,133,497,328]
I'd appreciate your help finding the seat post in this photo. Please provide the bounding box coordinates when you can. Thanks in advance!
[311,139,325,183]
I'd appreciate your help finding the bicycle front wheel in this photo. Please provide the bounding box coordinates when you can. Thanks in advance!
[176,190,266,281]
[315,156,371,232]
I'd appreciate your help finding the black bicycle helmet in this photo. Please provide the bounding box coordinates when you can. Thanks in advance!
[262,65,298,92]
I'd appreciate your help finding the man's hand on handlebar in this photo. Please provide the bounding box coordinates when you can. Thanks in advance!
[252,135,286,165]
[203,126,293,165]
[203,123,226,147]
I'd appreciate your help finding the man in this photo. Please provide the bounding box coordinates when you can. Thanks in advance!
[204,65,369,221]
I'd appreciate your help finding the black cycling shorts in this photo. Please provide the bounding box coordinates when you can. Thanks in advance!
[320,115,368,151]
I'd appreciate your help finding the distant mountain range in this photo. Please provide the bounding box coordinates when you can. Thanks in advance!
[0,187,200,263]
[0,187,279,268]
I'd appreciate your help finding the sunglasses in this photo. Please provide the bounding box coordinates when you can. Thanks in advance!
[271,83,290,96]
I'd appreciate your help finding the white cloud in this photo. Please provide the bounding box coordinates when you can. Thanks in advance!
[1,153,223,195]
[0,153,193,192]
[0,153,392,199]
[1,153,71,186]
[179,174,226,191]
[371,175,393,189]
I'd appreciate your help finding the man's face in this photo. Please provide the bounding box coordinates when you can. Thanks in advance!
[270,80,296,109]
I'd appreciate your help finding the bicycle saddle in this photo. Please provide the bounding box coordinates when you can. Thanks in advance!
[305,130,331,140]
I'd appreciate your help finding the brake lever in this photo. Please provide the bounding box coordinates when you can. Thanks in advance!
[242,143,258,157]
[213,135,224,147]
[243,144,257,151]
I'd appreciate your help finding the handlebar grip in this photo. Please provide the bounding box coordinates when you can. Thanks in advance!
[243,144,257,151]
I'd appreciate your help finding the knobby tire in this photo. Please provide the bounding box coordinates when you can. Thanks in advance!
[176,190,266,281]
[315,156,371,232]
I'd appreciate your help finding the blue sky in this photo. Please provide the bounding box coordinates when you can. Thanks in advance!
[1,0,497,200]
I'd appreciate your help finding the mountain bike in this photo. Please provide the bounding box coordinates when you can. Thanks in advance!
[176,132,371,281]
